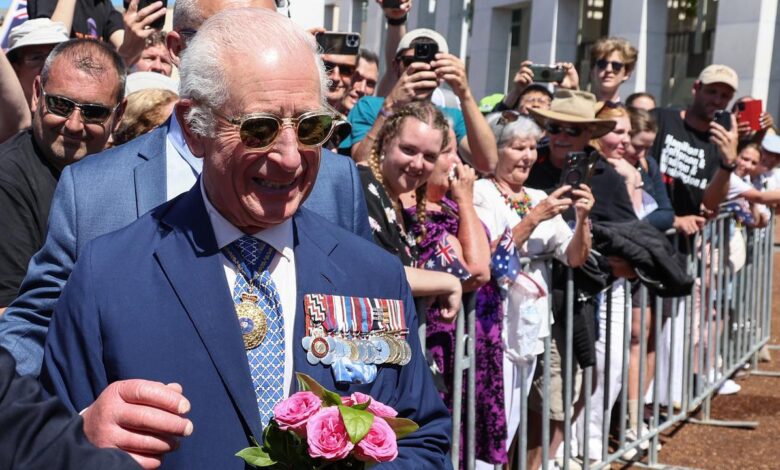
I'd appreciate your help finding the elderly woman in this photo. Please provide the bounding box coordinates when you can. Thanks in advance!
[472,111,593,468]
[359,101,462,318]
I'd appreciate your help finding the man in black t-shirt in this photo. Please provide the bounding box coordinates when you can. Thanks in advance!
[0,39,126,310]
[28,0,124,42]
[526,89,636,224]
[649,64,740,235]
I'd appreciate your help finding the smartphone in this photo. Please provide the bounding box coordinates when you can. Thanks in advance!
[529,64,566,83]
[560,151,592,189]
[448,163,458,181]
[713,109,732,132]
[383,0,402,8]
[315,32,361,56]
[137,0,168,30]
[737,100,762,132]
[412,42,438,64]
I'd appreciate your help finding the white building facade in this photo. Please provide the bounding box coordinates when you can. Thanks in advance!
[318,0,780,116]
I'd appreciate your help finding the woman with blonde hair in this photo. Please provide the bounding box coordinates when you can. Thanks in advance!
[359,101,463,319]
[112,88,177,146]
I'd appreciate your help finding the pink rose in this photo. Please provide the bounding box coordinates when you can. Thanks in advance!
[273,391,321,436]
[306,407,354,461]
[343,392,398,418]
[354,417,398,463]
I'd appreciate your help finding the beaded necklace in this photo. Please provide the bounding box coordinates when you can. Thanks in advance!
[492,179,532,217]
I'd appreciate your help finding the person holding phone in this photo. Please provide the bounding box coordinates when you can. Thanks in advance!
[469,111,592,468]
[732,96,776,148]
[647,64,740,237]
[345,28,498,175]
[492,59,578,115]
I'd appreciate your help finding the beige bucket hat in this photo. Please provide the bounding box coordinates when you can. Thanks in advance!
[529,89,616,138]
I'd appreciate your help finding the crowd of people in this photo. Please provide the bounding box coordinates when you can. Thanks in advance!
[0,0,778,469]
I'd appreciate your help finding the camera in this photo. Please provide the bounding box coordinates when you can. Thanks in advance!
[529,64,566,83]
[412,42,439,64]
[345,34,360,49]
[560,151,598,189]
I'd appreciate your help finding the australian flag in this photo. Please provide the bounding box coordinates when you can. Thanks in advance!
[721,200,755,226]
[1,0,29,50]
[491,227,523,290]
[424,237,472,281]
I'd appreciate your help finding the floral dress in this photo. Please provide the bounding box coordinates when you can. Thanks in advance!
[405,197,508,465]
[358,166,416,266]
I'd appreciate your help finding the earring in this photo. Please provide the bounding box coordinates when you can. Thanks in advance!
[380,153,385,162]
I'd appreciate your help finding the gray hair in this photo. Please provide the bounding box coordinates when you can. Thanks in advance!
[486,112,543,148]
[179,8,327,137]
[172,0,203,31]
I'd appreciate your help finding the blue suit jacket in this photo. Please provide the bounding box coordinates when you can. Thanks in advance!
[0,120,372,375]
[40,184,452,469]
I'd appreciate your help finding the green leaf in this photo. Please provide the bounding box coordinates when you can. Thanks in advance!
[296,373,341,406]
[381,417,419,440]
[236,446,277,467]
[351,399,370,411]
[338,405,374,444]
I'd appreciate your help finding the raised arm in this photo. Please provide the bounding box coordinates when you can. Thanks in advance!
[376,0,411,97]
[0,51,31,142]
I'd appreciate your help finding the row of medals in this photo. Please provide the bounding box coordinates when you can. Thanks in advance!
[310,328,412,366]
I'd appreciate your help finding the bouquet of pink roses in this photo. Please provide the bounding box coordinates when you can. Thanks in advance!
[236,373,418,469]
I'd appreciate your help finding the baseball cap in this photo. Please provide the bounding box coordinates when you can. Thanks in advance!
[697,64,739,91]
[396,28,448,55]
[478,93,504,113]
[520,83,554,99]
[126,71,180,95]
[7,18,69,55]
[762,134,780,155]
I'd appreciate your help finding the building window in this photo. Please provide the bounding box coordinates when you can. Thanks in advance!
[662,0,719,106]
[576,0,611,91]
[505,6,530,93]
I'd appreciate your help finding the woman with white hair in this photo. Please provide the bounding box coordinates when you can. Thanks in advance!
[471,111,593,468]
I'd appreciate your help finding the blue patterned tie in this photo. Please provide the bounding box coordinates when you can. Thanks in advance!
[224,236,285,428]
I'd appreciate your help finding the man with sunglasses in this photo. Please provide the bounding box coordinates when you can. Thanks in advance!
[0,38,125,315]
[589,37,637,104]
[522,90,638,470]
[41,8,451,469]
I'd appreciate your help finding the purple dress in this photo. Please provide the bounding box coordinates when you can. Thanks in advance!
[406,198,509,465]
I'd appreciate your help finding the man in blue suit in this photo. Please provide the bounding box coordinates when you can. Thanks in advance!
[0,0,370,378]
[41,7,450,470]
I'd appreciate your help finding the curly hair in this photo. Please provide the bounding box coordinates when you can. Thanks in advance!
[368,101,450,244]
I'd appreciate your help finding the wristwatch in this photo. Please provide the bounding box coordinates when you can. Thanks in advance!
[719,160,737,172]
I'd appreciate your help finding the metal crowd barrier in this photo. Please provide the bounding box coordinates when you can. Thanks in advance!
[437,211,775,470]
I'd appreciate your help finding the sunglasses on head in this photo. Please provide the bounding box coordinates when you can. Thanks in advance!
[42,89,118,124]
[545,122,585,137]
[322,60,355,77]
[498,110,522,125]
[595,59,625,73]
[213,109,340,149]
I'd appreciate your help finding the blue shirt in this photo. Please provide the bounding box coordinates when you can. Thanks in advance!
[340,96,468,150]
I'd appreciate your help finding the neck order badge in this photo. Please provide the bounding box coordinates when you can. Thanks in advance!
[223,240,276,350]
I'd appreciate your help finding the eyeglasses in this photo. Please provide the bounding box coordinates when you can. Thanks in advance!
[595,59,625,73]
[213,109,340,149]
[41,89,118,124]
[545,122,585,137]
[322,60,355,77]
[522,96,552,106]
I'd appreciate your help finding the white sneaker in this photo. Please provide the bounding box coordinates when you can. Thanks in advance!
[620,427,649,460]
[549,457,583,470]
[718,378,741,395]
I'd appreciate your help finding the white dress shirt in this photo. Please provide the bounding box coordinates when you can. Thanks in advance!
[200,179,297,397]
[165,115,203,201]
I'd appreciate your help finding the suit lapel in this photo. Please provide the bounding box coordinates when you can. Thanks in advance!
[291,210,347,388]
[134,124,169,217]
[154,185,264,442]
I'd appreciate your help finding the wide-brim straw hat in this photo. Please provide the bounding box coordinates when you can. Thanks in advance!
[529,89,616,138]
